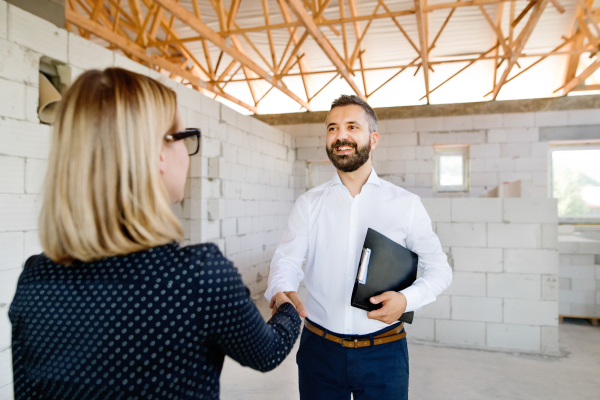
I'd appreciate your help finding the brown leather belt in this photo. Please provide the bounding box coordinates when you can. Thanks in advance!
[304,319,406,349]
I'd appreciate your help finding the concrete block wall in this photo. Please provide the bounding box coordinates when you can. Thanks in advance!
[557,230,600,318]
[276,110,599,198]
[406,198,560,355]
[0,3,294,395]
[189,107,296,296]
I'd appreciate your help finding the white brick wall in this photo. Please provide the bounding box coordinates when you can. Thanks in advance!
[558,231,600,319]
[280,104,594,199]
[422,200,558,354]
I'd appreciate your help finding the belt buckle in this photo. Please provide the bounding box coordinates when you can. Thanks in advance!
[342,338,359,348]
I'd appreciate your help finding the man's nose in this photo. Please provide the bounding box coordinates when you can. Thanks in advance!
[335,127,351,141]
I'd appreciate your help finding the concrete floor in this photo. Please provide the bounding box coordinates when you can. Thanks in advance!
[220,294,600,400]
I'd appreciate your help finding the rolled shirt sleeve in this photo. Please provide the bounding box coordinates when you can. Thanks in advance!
[264,195,309,301]
[401,197,453,313]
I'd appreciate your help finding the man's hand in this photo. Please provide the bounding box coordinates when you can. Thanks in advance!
[367,292,407,324]
[270,291,308,318]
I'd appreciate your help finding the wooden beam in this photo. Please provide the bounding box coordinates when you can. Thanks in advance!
[480,5,511,55]
[492,2,504,89]
[492,0,549,99]
[285,0,365,99]
[65,8,259,114]
[368,57,420,98]
[153,0,312,110]
[563,58,600,94]
[511,0,535,28]
[577,0,600,37]
[347,0,368,91]
[564,1,588,90]
[339,0,348,62]
[572,83,600,91]
[277,0,315,101]
[227,0,242,30]
[485,34,579,96]
[262,0,279,73]
[550,0,565,13]
[128,0,144,27]
[426,0,512,11]
[414,0,430,103]
[348,0,382,68]
[309,73,339,101]
[422,44,499,100]
[280,31,310,75]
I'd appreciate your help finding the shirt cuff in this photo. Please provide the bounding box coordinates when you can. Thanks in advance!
[264,283,298,302]
[400,285,422,313]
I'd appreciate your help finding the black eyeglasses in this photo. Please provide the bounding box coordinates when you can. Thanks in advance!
[165,128,201,156]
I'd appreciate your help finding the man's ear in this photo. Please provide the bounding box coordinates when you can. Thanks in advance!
[159,146,167,175]
[371,131,380,150]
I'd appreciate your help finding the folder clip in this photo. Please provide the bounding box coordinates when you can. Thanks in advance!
[357,247,371,284]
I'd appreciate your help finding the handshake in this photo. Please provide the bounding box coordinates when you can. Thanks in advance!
[269,291,309,318]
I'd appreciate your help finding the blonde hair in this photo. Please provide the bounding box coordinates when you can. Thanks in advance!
[40,68,184,265]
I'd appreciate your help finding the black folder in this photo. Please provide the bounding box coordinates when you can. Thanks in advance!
[350,228,418,324]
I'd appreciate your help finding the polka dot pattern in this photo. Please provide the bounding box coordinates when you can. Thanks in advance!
[9,242,301,400]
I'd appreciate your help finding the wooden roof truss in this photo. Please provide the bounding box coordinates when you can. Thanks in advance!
[65,0,600,113]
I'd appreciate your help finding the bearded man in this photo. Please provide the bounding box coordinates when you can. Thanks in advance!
[265,94,452,400]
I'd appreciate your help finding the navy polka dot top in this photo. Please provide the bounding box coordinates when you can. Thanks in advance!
[9,242,301,400]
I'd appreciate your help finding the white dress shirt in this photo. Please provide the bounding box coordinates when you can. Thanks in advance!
[265,168,452,335]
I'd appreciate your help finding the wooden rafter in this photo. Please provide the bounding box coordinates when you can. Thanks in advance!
[64,8,258,113]
[348,0,368,95]
[414,0,430,103]
[285,0,366,99]
[154,0,311,110]
[563,58,600,93]
[262,0,279,74]
[492,0,550,99]
[486,34,580,96]
[227,0,242,30]
[277,0,315,102]
[492,2,503,88]
[480,5,511,55]
[65,0,591,113]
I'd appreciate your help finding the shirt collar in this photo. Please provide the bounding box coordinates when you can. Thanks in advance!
[330,167,382,187]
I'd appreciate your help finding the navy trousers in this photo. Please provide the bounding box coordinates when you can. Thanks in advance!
[296,320,409,400]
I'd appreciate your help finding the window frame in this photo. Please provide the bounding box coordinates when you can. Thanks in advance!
[433,144,470,193]
[548,141,600,224]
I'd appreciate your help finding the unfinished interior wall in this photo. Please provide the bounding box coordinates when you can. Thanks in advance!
[275,107,600,198]
[414,198,560,354]
[0,3,294,396]
[558,226,600,320]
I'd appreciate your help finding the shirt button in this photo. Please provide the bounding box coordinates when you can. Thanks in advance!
[346,329,350,332]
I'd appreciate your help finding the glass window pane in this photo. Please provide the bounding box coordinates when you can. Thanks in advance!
[552,149,600,219]
[439,155,464,186]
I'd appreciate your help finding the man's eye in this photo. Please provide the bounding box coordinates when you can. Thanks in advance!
[349,126,357,129]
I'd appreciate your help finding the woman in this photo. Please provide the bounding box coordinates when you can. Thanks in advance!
[9,68,301,400]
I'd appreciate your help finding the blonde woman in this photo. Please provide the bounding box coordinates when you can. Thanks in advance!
[9,68,300,400]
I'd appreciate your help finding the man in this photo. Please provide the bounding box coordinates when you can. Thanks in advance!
[265,94,452,400]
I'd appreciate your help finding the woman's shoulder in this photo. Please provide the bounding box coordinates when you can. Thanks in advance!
[179,242,239,276]
[180,242,248,295]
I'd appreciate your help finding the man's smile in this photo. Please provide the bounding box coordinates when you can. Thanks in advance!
[334,144,356,155]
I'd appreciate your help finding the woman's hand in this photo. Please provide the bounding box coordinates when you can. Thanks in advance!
[270,292,307,317]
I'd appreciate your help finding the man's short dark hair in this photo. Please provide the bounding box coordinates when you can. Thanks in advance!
[330,94,378,132]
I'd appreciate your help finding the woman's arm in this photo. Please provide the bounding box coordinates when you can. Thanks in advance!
[195,244,301,373]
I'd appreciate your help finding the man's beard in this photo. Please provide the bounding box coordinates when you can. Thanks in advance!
[326,139,371,173]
